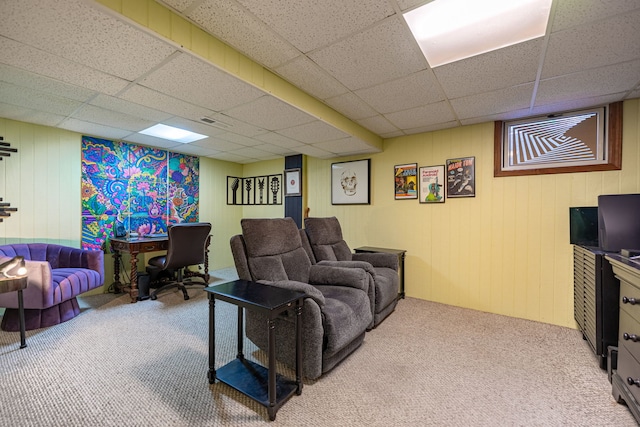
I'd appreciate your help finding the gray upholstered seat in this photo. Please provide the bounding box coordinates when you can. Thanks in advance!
[230,217,372,380]
[304,216,399,328]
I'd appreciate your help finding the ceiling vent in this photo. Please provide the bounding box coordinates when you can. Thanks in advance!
[200,117,231,129]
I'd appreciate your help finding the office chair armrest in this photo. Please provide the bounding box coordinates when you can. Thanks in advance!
[309,264,369,293]
[352,252,398,270]
[256,279,325,308]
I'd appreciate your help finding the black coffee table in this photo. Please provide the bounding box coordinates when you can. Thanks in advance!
[206,279,305,421]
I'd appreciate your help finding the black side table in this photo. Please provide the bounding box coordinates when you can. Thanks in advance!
[206,279,305,421]
[0,276,28,349]
[354,246,407,299]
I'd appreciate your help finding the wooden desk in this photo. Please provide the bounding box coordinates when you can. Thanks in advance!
[110,236,168,302]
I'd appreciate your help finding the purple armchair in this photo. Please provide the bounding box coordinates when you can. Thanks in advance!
[0,243,104,331]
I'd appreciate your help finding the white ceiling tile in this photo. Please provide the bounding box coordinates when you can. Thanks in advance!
[223,96,316,130]
[404,121,458,135]
[0,36,129,96]
[313,137,381,155]
[309,17,427,90]
[90,95,173,123]
[58,118,132,140]
[119,85,214,121]
[552,0,640,31]
[459,108,532,126]
[188,0,300,69]
[537,60,640,105]
[531,93,628,116]
[192,138,246,152]
[324,93,378,120]
[396,0,429,12]
[161,117,227,138]
[0,102,66,127]
[274,55,349,100]
[214,132,264,147]
[230,146,275,160]
[292,144,334,159]
[251,144,297,156]
[355,70,445,114]
[211,151,256,164]
[253,132,305,148]
[72,104,156,132]
[0,82,83,116]
[277,120,350,144]
[0,0,178,81]
[0,64,96,103]
[434,39,543,99]
[140,52,265,111]
[170,144,220,157]
[123,133,185,150]
[356,115,399,135]
[380,130,405,139]
[542,9,640,78]
[384,101,456,130]
[450,84,534,120]
[236,0,395,53]
[157,0,196,12]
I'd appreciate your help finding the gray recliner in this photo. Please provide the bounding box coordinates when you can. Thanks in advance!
[230,217,372,380]
[304,216,399,328]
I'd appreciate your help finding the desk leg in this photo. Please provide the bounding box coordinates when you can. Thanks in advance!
[128,250,139,303]
[208,295,216,384]
[17,289,26,349]
[295,300,303,394]
[112,250,122,293]
[267,317,276,421]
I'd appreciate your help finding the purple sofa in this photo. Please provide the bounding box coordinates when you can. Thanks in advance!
[0,243,104,331]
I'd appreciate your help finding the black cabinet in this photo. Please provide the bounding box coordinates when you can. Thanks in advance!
[573,245,620,368]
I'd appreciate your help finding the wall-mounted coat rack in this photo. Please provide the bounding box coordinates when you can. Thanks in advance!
[0,136,18,222]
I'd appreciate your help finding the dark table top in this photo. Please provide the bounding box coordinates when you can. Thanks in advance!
[205,279,305,313]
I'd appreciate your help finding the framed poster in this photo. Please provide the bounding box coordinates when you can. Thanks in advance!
[446,157,475,198]
[419,165,445,203]
[331,159,370,205]
[394,163,418,200]
[284,168,301,196]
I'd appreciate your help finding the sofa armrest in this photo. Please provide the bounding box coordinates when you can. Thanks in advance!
[84,250,105,284]
[352,252,398,270]
[308,264,368,293]
[0,259,54,309]
[317,259,376,276]
[256,279,325,308]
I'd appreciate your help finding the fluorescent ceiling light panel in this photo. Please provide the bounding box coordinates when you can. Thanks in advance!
[139,124,207,143]
[403,0,552,68]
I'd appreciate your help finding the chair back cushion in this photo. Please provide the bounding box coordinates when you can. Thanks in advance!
[304,217,353,262]
[163,222,212,270]
[240,217,311,283]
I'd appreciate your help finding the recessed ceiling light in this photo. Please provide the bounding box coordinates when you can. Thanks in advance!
[139,124,207,143]
[403,0,552,68]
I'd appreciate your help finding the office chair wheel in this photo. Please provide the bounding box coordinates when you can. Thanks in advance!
[181,288,189,300]
[150,294,158,301]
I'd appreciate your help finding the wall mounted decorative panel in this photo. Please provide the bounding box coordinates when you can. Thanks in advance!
[81,136,199,250]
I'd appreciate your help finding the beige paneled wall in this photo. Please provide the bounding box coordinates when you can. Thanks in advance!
[306,99,640,328]
[0,118,81,247]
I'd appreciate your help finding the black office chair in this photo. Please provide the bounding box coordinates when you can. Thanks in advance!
[146,222,212,300]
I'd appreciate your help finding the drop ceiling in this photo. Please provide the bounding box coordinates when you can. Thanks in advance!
[1,0,639,164]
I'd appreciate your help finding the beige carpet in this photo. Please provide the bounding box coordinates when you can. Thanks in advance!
[0,268,636,426]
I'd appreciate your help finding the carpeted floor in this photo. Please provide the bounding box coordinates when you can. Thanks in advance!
[0,268,636,426]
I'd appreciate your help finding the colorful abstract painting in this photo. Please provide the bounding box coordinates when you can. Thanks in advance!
[81,136,199,250]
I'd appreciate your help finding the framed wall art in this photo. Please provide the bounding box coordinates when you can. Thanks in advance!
[446,157,475,198]
[331,159,370,205]
[284,168,301,197]
[394,163,418,200]
[419,165,445,203]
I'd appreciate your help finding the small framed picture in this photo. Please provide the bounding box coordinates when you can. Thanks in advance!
[331,159,370,205]
[284,168,301,197]
[446,157,475,198]
[394,163,418,200]
[419,165,445,203]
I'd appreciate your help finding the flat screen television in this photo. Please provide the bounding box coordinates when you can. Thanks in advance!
[598,194,640,252]
[569,207,599,247]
